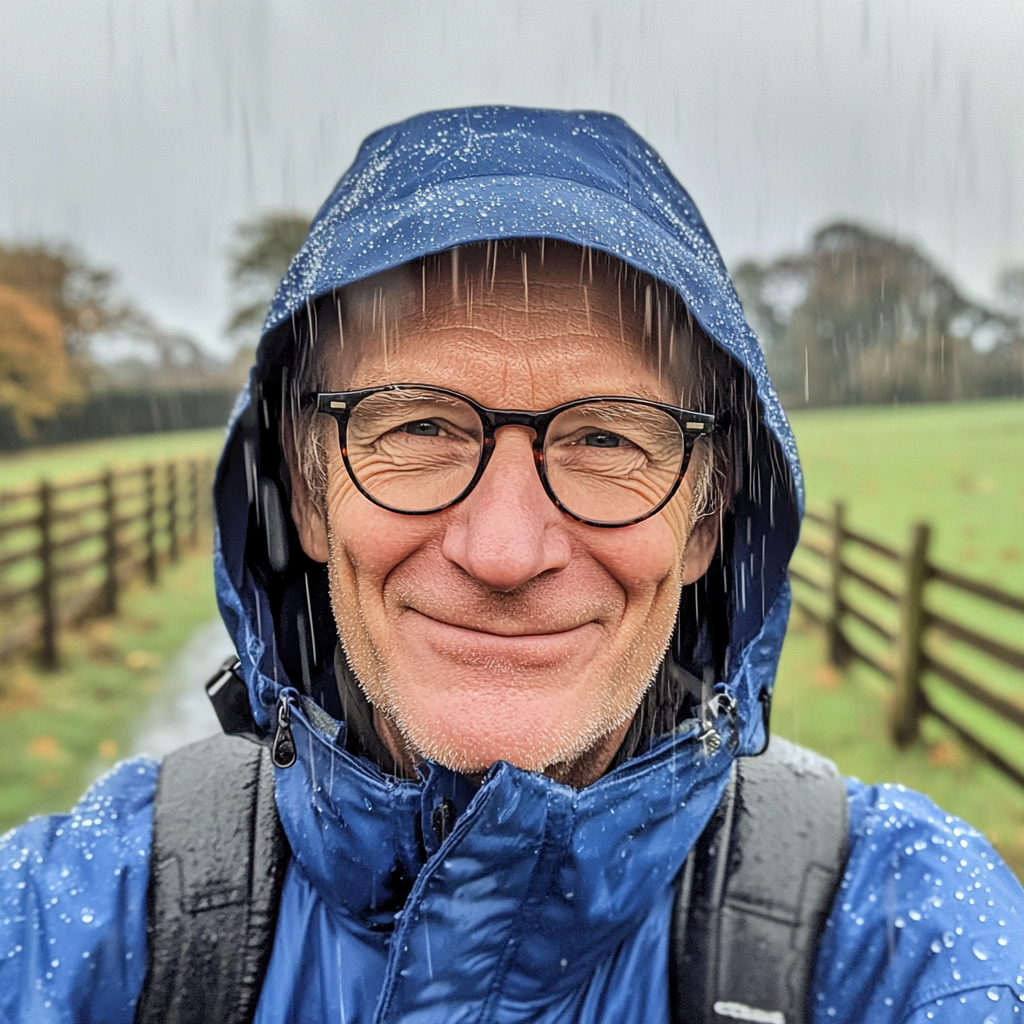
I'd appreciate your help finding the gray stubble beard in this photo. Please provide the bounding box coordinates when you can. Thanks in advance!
[323,514,686,779]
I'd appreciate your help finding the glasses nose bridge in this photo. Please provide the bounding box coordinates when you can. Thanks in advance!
[481,407,546,447]
[476,410,548,500]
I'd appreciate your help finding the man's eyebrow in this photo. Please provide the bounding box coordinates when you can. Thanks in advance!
[623,384,671,403]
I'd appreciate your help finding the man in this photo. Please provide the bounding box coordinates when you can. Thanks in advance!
[1,107,1021,1023]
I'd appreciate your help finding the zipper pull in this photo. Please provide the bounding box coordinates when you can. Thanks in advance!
[271,693,297,768]
[701,725,722,756]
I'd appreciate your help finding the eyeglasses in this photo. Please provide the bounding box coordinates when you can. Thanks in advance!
[315,385,719,528]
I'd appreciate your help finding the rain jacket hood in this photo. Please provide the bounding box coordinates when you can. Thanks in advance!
[3,107,1022,1024]
[207,106,806,1022]
[217,105,801,757]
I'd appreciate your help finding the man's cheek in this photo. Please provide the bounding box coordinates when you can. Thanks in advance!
[589,524,682,601]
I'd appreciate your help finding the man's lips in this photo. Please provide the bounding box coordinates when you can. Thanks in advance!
[400,607,602,666]
[402,607,596,638]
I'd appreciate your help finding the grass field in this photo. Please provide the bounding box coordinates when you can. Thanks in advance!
[0,428,224,491]
[0,430,226,831]
[787,398,1024,588]
[778,397,1024,878]
[0,550,218,832]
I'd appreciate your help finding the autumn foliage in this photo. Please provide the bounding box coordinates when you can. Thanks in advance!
[0,285,80,437]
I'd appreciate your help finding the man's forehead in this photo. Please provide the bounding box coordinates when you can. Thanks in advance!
[336,241,666,338]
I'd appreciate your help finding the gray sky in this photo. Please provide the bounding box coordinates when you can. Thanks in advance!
[2,0,1023,354]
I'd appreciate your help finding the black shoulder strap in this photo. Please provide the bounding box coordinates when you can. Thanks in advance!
[134,732,290,1024]
[671,737,849,1024]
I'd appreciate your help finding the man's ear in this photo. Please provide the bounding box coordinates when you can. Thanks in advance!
[681,510,721,586]
[281,415,329,564]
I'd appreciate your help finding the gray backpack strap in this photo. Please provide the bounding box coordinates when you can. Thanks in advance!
[671,737,849,1024]
[134,733,290,1024]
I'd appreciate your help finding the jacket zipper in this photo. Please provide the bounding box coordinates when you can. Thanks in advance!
[271,693,297,768]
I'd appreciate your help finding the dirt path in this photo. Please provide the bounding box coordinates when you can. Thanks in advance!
[131,618,236,759]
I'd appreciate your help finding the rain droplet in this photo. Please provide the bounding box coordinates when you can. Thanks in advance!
[986,987,1000,1001]
[972,941,990,961]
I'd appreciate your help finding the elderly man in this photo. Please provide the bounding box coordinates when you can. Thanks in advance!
[1,108,1021,1024]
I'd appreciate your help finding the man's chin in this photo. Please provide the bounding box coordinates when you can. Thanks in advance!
[386,681,627,777]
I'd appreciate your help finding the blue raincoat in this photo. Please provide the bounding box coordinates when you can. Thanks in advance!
[2,107,1022,1024]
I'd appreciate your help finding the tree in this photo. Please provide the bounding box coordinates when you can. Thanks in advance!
[0,242,124,358]
[0,285,80,436]
[226,212,310,346]
[0,241,221,393]
[996,266,1024,328]
[734,223,1024,407]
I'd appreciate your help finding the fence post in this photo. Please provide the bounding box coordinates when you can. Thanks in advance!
[38,480,58,669]
[189,459,199,546]
[143,463,158,583]
[167,462,179,563]
[891,522,931,747]
[101,470,118,615]
[826,501,849,666]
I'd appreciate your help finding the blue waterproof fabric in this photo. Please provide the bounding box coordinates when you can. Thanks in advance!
[2,107,1023,1023]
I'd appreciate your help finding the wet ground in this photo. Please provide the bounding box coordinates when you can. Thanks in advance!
[131,618,235,759]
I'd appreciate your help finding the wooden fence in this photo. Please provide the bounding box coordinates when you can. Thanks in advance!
[789,503,1024,788]
[0,459,214,667]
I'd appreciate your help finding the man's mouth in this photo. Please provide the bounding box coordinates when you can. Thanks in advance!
[404,607,596,638]
[400,608,602,668]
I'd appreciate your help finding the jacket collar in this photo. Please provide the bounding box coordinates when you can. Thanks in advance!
[272,694,733,996]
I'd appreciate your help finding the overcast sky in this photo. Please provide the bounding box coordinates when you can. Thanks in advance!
[2,0,1023,354]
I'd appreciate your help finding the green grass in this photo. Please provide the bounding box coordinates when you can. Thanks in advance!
[787,397,1024,588]
[0,428,224,491]
[0,550,218,832]
[779,397,1024,879]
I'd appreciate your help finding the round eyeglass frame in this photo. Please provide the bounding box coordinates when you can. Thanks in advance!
[314,384,720,528]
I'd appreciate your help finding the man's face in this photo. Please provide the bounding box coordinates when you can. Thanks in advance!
[291,247,718,784]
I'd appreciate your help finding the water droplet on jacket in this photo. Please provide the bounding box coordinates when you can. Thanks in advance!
[972,941,990,961]
[987,986,1000,1001]
[942,931,955,948]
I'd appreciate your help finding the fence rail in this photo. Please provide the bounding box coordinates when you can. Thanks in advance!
[790,503,1024,789]
[0,458,214,667]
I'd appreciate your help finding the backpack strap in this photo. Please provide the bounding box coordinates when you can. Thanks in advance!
[671,737,849,1024]
[134,733,290,1024]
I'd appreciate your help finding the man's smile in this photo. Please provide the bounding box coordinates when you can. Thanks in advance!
[400,607,603,669]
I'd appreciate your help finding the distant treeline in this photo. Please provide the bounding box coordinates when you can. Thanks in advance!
[0,389,238,452]
[733,222,1024,407]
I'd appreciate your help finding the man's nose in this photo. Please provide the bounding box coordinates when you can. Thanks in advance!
[440,426,572,591]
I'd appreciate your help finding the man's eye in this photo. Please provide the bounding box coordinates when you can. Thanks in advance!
[583,431,623,448]
[401,420,442,437]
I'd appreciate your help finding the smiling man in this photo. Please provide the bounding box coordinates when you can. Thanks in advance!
[287,244,725,788]
[1,108,1022,1024]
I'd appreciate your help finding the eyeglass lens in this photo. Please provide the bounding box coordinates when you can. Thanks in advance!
[345,388,686,523]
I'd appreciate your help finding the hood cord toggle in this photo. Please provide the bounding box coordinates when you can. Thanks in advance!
[271,693,297,768]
